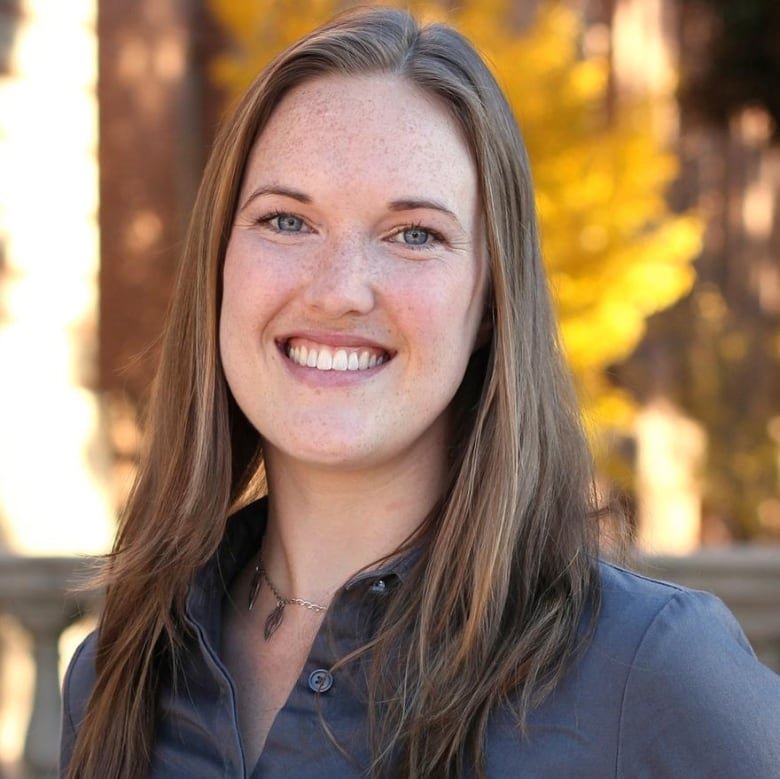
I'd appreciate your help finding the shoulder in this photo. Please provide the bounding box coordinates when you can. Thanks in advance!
[596,562,780,777]
[60,630,98,773]
[488,563,779,777]
[593,560,753,655]
[595,560,763,670]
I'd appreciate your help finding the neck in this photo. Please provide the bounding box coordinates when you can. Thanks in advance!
[259,447,446,602]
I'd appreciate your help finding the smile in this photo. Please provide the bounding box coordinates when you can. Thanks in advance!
[284,340,390,372]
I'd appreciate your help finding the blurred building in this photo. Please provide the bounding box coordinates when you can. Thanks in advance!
[0,1,110,557]
[0,1,106,771]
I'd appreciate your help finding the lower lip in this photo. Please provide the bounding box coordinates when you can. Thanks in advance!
[278,347,390,387]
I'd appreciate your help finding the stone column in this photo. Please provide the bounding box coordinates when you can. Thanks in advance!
[0,556,100,778]
[635,399,706,552]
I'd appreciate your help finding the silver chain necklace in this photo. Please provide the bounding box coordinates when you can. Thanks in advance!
[248,558,328,640]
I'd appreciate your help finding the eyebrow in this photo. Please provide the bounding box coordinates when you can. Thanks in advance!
[239,185,312,211]
[388,198,459,222]
[239,189,463,227]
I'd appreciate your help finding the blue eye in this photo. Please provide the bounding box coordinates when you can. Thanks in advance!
[402,226,431,246]
[273,213,305,232]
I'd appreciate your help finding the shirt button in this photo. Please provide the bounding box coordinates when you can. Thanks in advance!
[369,579,387,594]
[308,669,333,693]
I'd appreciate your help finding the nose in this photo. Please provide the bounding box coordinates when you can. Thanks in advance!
[302,235,376,317]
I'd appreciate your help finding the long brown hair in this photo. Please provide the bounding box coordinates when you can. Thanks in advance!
[67,7,598,778]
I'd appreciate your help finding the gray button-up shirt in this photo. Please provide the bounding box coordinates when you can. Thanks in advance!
[61,499,780,777]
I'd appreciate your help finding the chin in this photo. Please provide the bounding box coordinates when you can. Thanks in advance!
[269,434,384,470]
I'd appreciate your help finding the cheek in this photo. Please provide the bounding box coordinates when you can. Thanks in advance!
[219,248,268,375]
[400,271,485,372]
[218,258,244,361]
[433,270,486,340]
[220,244,294,335]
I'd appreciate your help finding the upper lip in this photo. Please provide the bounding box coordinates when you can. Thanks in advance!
[277,330,395,354]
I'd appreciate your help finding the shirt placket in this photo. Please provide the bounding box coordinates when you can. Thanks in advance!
[252,576,394,778]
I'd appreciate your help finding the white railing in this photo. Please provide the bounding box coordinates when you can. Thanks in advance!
[0,548,778,778]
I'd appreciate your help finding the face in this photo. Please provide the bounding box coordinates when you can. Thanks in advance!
[220,74,487,476]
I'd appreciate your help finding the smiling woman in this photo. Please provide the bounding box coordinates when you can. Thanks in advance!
[59,6,780,779]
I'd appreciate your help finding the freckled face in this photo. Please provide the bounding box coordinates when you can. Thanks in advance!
[219,74,487,474]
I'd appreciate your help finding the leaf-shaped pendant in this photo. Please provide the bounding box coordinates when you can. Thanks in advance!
[264,600,285,640]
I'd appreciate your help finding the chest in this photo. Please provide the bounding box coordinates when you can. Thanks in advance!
[160,569,624,778]
[153,603,375,778]
[148,633,624,779]
[221,597,326,770]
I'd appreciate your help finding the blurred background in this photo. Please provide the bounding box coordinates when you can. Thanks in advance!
[0,0,778,775]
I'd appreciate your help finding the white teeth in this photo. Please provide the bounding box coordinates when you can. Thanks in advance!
[287,342,387,372]
[316,350,333,370]
[332,350,348,371]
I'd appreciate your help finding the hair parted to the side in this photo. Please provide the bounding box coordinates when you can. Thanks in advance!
[67,7,598,778]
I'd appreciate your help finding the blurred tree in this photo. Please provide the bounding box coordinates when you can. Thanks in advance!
[604,0,780,541]
[678,0,780,142]
[208,0,701,450]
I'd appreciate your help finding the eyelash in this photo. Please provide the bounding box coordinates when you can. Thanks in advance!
[391,223,447,250]
[256,211,306,233]
[254,212,447,250]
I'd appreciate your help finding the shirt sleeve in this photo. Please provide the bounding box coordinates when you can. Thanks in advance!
[59,631,97,778]
[616,588,780,778]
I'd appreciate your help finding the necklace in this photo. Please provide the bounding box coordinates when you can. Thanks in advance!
[248,558,328,640]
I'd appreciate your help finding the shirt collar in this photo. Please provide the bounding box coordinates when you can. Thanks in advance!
[188,495,423,615]
[343,543,422,590]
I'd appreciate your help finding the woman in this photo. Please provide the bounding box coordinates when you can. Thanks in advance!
[61,7,780,778]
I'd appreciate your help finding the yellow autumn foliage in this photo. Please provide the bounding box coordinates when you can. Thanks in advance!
[208,0,702,433]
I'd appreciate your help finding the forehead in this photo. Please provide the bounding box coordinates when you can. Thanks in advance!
[242,73,478,205]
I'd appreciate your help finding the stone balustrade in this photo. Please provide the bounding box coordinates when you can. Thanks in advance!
[0,548,778,777]
[0,556,101,779]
